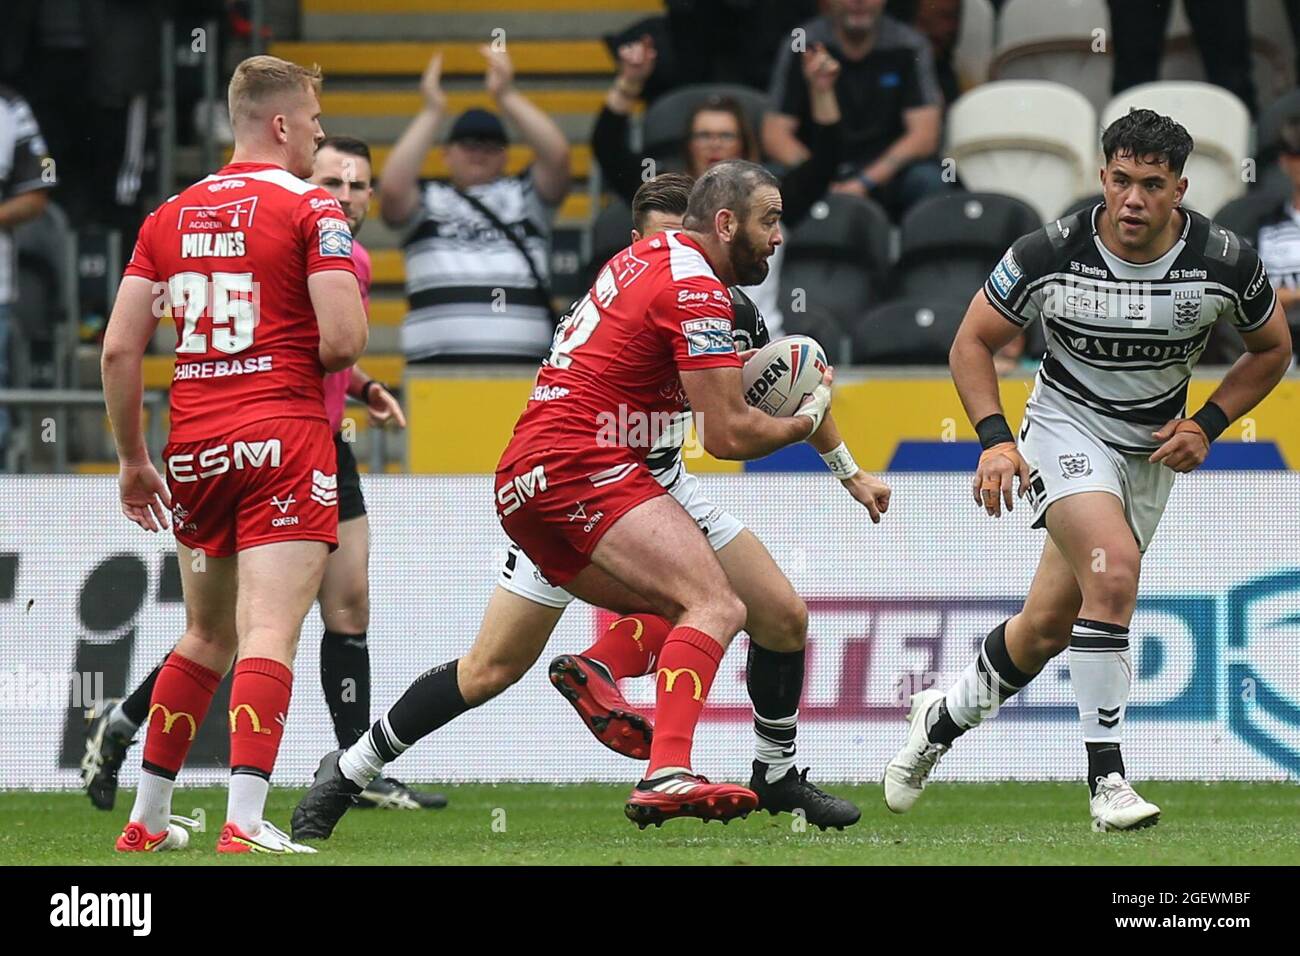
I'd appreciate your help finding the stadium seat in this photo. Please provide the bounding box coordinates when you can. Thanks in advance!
[895,192,1042,301]
[851,298,968,365]
[1101,82,1251,219]
[1162,0,1296,106]
[989,0,1113,115]
[781,304,851,366]
[946,80,1098,223]
[777,195,892,338]
[1213,194,1277,244]
[11,202,73,388]
[581,197,634,289]
[1059,192,1103,221]
[641,84,770,169]
[953,0,996,88]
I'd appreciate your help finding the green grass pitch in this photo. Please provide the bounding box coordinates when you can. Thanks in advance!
[1,782,1296,865]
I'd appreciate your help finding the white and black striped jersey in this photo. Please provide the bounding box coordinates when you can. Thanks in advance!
[984,205,1275,453]
[1254,202,1300,294]
[0,85,55,305]
[399,173,555,360]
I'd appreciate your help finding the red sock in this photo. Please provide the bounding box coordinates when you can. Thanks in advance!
[228,657,293,775]
[141,652,222,778]
[646,626,724,776]
[582,613,672,679]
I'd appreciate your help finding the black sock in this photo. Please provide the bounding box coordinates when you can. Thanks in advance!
[382,659,469,752]
[1086,742,1126,795]
[321,629,371,748]
[747,643,804,767]
[928,621,1033,747]
[120,660,164,727]
[926,700,965,747]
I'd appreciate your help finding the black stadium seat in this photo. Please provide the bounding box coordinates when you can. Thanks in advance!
[641,84,770,169]
[1058,193,1102,221]
[1214,194,1277,245]
[581,197,634,290]
[895,191,1040,301]
[851,298,967,365]
[1255,88,1300,164]
[778,194,892,338]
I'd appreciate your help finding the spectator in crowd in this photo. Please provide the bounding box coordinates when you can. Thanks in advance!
[1254,118,1300,359]
[380,48,571,363]
[593,34,844,334]
[900,0,963,106]
[763,0,951,220]
[1106,0,1256,115]
[0,83,56,470]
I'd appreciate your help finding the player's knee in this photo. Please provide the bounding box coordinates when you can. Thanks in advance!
[1080,551,1141,618]
[321,592,369,634]
[712,590,748,638]
[183,621,237,651]
[753,595,808,652]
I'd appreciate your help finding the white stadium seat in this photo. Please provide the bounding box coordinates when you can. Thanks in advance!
[1100,82,1251,217]
[946,80,1099,223]
[952,0,996,89]
[989,0,1113,115]
[1161,0,1295,105]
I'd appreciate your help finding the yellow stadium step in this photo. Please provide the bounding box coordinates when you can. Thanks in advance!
[304,0,658,11]
[370,298,406,326]
[269,41,614,77]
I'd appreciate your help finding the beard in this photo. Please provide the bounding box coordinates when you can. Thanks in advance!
[729,228,770,286]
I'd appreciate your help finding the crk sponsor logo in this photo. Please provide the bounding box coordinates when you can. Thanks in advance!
[168,439,281,483]
[1059,452,1092,478]
[1172,288,1202,329]
[50,886,152,937]
[497,464,548,517]
[681,317,733,356]
[269,493,298,527]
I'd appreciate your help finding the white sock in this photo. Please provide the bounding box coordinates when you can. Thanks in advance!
[755,710,798,783]
[1068,619,1132,743]
[130,770,174,834]
[226,772,270,833]
[338,723,391,789]
[942,622,1032,731]
[106,702,139,739]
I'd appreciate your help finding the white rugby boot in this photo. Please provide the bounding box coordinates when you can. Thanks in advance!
[883,688,949,813]
[1090,773,1160,831]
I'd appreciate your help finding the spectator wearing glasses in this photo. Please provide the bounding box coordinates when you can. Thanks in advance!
[592,34,844,335]
[380,48,572,363]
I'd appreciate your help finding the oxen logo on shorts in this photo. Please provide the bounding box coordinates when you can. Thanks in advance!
[1059,453,1092,478]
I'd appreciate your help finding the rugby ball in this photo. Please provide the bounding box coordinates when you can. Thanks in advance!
[742,335,828,417]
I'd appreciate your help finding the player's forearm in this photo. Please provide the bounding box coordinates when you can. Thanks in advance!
[380,109,440,224]
[1202,342,1292,425]
[101,354,149,465]
[703,408,812,460]
[0,189,48,229]
[806,410,845,453]
[346,365,371,399]
[950,330,1007,428]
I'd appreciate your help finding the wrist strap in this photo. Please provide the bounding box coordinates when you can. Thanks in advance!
[1190,402,1229,443]
[820,442,859,480]
[974,413,1015,450]
[363,380,384,404]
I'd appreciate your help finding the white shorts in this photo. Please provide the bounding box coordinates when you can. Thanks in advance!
[497,469,745,608]
[1019,402,1174,553]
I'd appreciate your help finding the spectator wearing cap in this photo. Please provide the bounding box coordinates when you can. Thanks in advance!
[1254,118,1300,359]
[380,47,571,362]
[763,0,950,220]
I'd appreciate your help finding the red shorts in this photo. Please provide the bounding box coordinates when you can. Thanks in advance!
[164,417,338,558]
[494,445,666,587]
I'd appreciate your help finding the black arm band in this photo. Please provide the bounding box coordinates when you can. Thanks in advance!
[363,380,385,404]
[974,413,1015,450]
[1190,402,1229,443]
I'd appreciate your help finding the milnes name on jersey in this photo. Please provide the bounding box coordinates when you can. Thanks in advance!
[984,205,1275,453]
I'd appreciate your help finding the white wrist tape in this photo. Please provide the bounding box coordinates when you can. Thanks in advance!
[819,441,860,480]
[794,382,832,434]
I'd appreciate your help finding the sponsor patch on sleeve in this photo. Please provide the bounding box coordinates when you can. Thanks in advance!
[681,317,735,356]
[988,249,1022,300]
[318,219,354,258]
[1245,258,1268,300]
